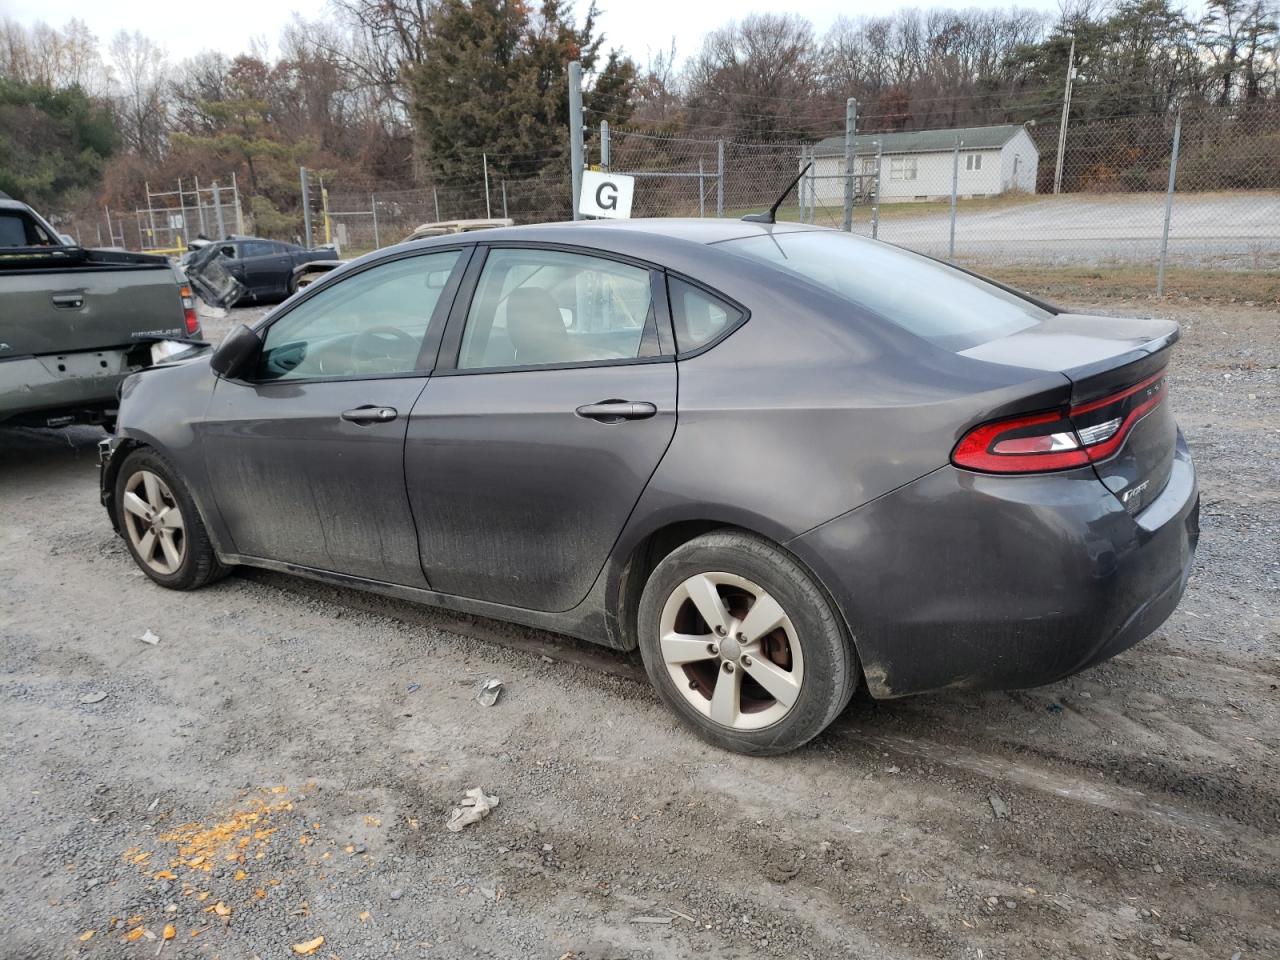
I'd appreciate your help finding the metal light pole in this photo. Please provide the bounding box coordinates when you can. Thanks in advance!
[483,152,492,220]
[949,138,962,261]
[568,61,584,219]
[871,141,883,239]
[213,181,226,239]
[1053,37,1076,195]
[1157,110,1183,297]
[716,139,725,218]
[842,98,858,232]
[300,167,313,248]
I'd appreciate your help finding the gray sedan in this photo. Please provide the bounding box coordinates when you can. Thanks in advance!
[99,219,1199,754]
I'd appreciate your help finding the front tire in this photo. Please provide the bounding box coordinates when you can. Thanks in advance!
[114,448,229,590]
[636,530,858,755]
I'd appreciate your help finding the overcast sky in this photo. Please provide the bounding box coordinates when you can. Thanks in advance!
[3,0,1066,68]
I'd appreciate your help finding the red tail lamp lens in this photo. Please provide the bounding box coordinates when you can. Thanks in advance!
[953,372,1167,474]
[179,284,200,335]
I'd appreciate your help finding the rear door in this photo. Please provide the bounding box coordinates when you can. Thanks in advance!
[240,241,289,297]
[404,245,676,612]
[200,247,468,584]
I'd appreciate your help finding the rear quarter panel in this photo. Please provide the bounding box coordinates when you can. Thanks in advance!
[614,265,1073,552]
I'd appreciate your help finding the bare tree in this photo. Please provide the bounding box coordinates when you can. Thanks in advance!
[684,14,820,138]
[110,31,169,161]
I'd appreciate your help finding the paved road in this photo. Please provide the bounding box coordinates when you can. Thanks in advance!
[854,191,1280,268]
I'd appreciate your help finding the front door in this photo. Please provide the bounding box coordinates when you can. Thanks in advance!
[405,246,676,612]
[201,248,467,584]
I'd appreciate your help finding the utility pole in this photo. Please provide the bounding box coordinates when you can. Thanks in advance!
[1053,37,1076,195]
[568,61,584,219]
[600,120,610,171]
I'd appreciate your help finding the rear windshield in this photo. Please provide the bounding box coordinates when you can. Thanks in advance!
[719,230,1050,351]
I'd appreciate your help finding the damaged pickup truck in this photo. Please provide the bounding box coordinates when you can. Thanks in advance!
[0,196,202,431]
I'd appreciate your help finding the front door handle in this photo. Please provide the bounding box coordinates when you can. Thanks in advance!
[575,400,658,422]
[51,293,85,309]
[341,405,398,424]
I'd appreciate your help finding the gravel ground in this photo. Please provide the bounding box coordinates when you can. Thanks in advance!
[1,298,1277,960]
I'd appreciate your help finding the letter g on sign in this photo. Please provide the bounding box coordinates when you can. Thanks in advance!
[579,170,635,219]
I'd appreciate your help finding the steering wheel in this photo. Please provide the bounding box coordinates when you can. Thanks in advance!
[349,325,420,372]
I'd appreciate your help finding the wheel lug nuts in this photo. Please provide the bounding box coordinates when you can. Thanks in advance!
[741,655,752,666]
[706,643,719,656]
[736,632,746,643]
[714,625,727,637]
[722,662,735,673]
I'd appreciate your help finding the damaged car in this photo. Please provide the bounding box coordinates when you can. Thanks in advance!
[1,195,202,431]
[100,218,1199,754]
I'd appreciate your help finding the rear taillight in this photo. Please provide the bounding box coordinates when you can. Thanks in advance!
[179,284,200,336]
[952,371,1167,474]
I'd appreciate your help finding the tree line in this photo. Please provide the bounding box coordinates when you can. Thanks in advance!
[0,0,1276,232]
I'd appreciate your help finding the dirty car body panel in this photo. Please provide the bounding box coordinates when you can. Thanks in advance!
[101,219,1198,700]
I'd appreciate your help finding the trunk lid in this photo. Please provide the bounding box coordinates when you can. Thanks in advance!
[0,248,187,355]
[960,313,1179,515]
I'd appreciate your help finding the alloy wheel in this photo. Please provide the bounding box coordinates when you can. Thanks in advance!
[121,470,187,575]
[659,572,805,730]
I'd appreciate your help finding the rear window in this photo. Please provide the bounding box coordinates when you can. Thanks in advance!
[719,230,1050,351]
[0,211,54,247]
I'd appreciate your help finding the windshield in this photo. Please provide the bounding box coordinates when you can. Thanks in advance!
[719,230,1050,351]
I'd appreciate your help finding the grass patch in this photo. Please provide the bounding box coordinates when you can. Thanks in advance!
[974,264,1280,305]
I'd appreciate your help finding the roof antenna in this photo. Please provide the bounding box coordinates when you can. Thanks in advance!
[742,162,812,224]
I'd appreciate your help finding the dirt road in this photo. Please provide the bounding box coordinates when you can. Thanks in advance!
[1,299,1276,959]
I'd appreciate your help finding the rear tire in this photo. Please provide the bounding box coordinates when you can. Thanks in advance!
[114,448,230,590]
[636,530,858,755]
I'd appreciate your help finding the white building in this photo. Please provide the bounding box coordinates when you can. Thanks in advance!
[807,123,1040,203]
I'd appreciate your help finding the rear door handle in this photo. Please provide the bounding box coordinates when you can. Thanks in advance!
[575,400,658,422]
[341,405,398,424]
[52,293,84,309]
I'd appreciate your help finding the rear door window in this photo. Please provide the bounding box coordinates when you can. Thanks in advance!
[719,230,1051,351]
[457,248,657,370]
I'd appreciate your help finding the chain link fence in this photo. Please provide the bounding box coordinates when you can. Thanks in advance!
[318,104,1277,294]
[69,103,1275,298]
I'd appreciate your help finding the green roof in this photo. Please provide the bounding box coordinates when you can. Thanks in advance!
[812,123,1031,157]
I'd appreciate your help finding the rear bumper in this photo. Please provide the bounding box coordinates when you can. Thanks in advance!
[789,432,1199,698]
[0,352,131,426]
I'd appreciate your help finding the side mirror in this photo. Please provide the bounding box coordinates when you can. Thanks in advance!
[209,324,262,380]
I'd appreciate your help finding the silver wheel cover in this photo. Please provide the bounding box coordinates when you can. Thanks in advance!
[659,572,805,731]
[121,470,187,575]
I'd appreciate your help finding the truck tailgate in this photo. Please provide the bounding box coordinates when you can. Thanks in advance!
[0,250,186,355]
